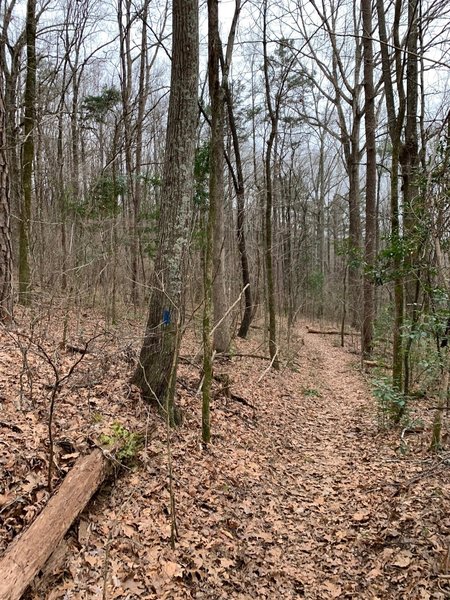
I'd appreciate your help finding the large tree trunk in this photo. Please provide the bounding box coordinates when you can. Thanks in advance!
[202,0,223,443]
[132,0,199,420]
[361,0,377,358]
[0,78,13,322]
[19,0,36,306]
[400,0,420,395]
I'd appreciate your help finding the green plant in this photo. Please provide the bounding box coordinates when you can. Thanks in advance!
[302,387,321,398]
[100,423,143,463]
[372,377,407,428]
[91,411,103,423]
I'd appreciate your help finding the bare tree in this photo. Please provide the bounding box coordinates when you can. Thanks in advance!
[222,0,254,339]
[295,0,364,329]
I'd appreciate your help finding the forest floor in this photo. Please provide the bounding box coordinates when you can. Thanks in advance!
[0,308,450,599]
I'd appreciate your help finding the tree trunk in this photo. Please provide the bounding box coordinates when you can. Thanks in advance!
[262,0,279,370]
[361,0,377,358]
[131,0,150,309]
[400,0,421,395]
[201,0,224,443]
[132,0,198,419]
[0,78,13,322]
[211,41,230,353]
[19,0,37,305]
[220,1,252,339]
[347,136,362,331]
[376,0,405,390]
[223,86,253,340]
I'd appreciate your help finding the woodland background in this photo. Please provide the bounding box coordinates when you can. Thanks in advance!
[0,0,449,451]
[1,0,450,597]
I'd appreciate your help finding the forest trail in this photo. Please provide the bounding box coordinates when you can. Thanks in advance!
[1,319,448,599]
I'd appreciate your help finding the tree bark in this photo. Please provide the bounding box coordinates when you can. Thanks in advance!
[262,0,280,370]
[376,0,405,390]
[221,1,253,339]
[132,0,198,418]
[201,0,224,443]
[0,77,13,322]
[400,0,421,395]
[19,0,37,305]
[361,0,377,358]
[210,1,230,354]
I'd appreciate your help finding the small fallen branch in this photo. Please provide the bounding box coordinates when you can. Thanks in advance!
[63,343,94,355]
[0,449,110,600]
[257,348,279,383]
[0,421,22,433]
[224,352,271,361]
[229,393,255,409]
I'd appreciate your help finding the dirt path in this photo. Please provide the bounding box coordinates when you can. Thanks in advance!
[5,323,447,599]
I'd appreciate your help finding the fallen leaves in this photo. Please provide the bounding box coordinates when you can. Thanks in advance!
[161,560,183,579]
[0,314,448,599]
[352,509,371,522]
[392,550,413,568]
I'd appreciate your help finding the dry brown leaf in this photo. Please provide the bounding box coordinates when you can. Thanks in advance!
[219,557,234,568]
[121,523,136,538]
[0,492,14,506]
[61,452,80,460]
[78,519,90,545]
[162,560,184,579]
[352,510,370,522]
[324,580,342,597]
[392,550,413,568]
[84,553,101,567]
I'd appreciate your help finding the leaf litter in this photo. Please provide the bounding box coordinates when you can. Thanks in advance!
[0,309,449,599]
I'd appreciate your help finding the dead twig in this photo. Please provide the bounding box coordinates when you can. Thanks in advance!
[15,331,104,492]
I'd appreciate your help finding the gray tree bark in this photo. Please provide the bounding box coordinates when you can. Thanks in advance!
[0,77,13,322]
[19,0,36,305]
[132,0,198,420]
[361,0,377,358]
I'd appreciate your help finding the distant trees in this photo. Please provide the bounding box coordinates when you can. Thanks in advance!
[0,0,449,437]
[295,0,364,330]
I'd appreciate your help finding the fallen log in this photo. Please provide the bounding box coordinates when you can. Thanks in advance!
[363,359,388,369]
[306,326,356,335]
[0,448,109,600]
